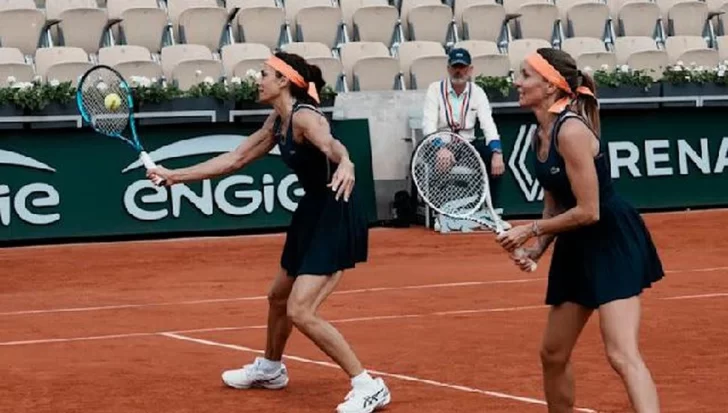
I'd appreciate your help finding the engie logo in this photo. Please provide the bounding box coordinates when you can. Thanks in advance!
[0,150,60,226]
[508,124,544,202]
[121,135,304,221]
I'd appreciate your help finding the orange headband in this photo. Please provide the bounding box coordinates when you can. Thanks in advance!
[525,52,594,114]
[265,56,320,104]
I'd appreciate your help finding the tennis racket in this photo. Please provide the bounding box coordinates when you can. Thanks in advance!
[411,131,537,272]
[76,65,164,186]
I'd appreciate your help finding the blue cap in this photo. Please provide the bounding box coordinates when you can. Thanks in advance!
[448,48,471,66]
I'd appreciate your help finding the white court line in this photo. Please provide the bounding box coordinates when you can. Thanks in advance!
[160,332,597,413]
[3,265,727,317]
[659,292,728,300]
[0,278,543,317]
[0,304,547,347]
[665,266,728,274]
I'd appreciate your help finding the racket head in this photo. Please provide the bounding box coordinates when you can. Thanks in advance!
[411,131,488,218]
[76,65,140,150]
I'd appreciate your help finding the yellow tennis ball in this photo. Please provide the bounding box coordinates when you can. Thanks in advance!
[104,93,122,111]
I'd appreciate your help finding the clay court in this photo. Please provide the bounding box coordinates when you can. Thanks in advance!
[2,209,727,413]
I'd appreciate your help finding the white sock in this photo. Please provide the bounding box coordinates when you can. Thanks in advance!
[351,370,375,387]
[258,358,282,373]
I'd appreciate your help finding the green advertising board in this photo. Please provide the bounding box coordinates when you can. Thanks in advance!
[0,119,377,243]
[489,108,728,216]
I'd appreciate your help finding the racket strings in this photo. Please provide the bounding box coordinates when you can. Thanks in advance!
[413,134,487,217]
[79,68,130,136]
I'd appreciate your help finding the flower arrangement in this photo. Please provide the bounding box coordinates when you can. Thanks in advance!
[661,60,728,86]
[586,64,656,90]
[0,76,75,111]
[0,69,338,113]
[474,74,513,98]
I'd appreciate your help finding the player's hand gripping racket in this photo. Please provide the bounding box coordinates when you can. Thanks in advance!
[411,131,537,272]
[76,65,164,186]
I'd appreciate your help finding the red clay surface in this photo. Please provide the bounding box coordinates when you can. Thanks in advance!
[2,209,727,412]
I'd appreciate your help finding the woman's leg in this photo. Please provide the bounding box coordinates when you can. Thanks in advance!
[541,302,593,413]
[287,272,390,413]
[599,296,660,413]
[221,268,295,390]
[286,272,363,376]
[264,268,296,361]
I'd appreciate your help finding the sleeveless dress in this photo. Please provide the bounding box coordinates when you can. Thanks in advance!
[274,102,369,277]
[533,110,665,309]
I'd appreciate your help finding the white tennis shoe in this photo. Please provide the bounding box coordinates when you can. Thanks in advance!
[336,377,391,413]
[221,357,289,390]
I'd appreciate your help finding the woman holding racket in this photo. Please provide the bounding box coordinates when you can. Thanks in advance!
[147,52,390,413]
[495,48,664,413]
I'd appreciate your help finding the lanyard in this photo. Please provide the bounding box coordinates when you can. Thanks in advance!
[441,80,471,132]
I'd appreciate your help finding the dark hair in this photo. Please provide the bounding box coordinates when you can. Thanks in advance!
[273,51,326,107]
[536,48,600,136]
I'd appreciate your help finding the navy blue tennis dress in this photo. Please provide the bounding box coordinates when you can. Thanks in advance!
[274,102,369,277]
[533,110,665,309]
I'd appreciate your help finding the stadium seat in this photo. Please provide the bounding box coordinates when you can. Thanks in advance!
[221,43,271,78]
[561,37,617,70]
[160,44,224,90]
[285,0,344,50]
[45,0,110,55]
[107,0,168,54]
[507,38,552,70]
[400,0,454,45]
[409,54,448,89]
[98,45,163,80]
[610,0,662,37]
[715,35,728,60]
[559,1,611,40]
[340,0,399,46]
[34,46,93,85]
[340,41,399,90]
[510,3,560,43]
[167,0,232,52]
[665,35,719,65]
[613,35,667,79]
[711,3,728,36]
[281,41,343,88]
[0,47,35,86]
[502,0,551,15]
[458,2,506,44]
[658,0,710,37]
[454,40,510,77]
[0,0,47,57]
[226,0,286,51]
[470,54,510,77]
[396,40,445,89]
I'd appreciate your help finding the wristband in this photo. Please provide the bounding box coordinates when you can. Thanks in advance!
[433,137,445,148]
[487,139,502,153]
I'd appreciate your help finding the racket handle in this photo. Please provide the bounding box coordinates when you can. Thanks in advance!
[139,151,166,186]
[514,247,538,272]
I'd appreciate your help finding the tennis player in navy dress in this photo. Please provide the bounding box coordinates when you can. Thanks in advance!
[496,48,664,413]
[147,52,390,413]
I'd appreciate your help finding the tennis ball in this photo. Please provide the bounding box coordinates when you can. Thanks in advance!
[104,93,122,111]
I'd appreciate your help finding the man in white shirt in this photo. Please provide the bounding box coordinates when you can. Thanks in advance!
[420,48,508,233]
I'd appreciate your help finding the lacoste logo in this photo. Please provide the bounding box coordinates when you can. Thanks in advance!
[121,134,282,173]
[508,124,544,202]
[0,150,56,172]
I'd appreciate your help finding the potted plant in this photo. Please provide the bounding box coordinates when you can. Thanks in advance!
[661,60,728,104]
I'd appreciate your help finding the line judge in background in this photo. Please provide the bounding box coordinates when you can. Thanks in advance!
[421,47,508,233]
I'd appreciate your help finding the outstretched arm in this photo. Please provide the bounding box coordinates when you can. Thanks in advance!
[294,110,354,201]
[148,113,277,186]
